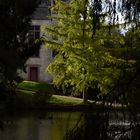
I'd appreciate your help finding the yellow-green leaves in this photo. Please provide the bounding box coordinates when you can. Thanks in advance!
[43,0,126,101]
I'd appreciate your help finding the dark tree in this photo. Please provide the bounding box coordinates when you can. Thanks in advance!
[0,0,41,98]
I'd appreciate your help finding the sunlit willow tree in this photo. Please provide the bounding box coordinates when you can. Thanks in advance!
[43,0,139,103]
[0,0,41,98]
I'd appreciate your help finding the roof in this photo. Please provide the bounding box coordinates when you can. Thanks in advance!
[32,0,69,20]
[32,0,51,20]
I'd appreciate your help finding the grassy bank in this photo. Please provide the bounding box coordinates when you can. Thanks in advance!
[47,95,83,105]
[16,89,83,106]
[2,81,127,111]
[15,81,83,107]
[17,81,53,92]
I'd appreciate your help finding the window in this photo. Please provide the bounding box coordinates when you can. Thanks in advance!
[30,25,40,57]
[30,25,40,39]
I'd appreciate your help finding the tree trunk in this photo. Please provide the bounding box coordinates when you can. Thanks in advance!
[83,90,88,103]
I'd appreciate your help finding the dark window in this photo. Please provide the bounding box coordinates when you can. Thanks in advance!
[30,25,40,57]
[34,25,40,30]
[35,32,40,39]
[30,25,40,39]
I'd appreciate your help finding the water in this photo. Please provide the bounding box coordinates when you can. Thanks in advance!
[0,111,81,140]
[0,110,139,140]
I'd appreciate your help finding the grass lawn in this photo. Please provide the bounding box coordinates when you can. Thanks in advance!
[16,81,83,106]
[16,90,83,105]
[48,95,83,105]
[17,81,53,92]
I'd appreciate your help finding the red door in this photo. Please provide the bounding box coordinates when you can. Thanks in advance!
[29,67,38,81]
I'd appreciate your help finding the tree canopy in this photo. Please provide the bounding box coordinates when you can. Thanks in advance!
[43,0,140,103]
[43,0,128,102]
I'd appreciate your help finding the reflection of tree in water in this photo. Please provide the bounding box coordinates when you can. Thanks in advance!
[108,123,140,140]
[63,111,140,140]
[63,111,109,140]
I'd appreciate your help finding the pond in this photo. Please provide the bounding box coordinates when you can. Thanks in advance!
[0,110,139,140]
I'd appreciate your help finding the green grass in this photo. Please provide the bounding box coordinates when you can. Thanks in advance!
[47,95,83,105]
[17,81,53,92]
[16,89,82,105]
[16,81,83,106]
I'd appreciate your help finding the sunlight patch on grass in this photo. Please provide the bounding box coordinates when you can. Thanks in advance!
[17,81,52,92]
[48,95,83,105]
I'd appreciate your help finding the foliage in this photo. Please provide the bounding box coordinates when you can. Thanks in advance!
[43,0,128,102]
[121,0,140,26]
[120,28,140,105]
[43,0,140,104]
[125,28,140,59]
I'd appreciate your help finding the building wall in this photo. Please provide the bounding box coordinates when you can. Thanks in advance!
[20,0,54,82]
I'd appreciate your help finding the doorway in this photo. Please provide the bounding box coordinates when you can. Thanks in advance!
[29,66,38,81]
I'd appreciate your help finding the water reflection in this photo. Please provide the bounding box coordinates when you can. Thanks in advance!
[0,110,140,140]
[64,111,140,140]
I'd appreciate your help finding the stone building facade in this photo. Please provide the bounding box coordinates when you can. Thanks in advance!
[20,0,54,82]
